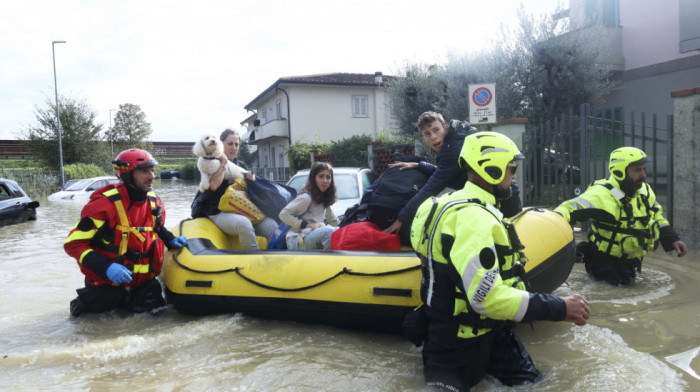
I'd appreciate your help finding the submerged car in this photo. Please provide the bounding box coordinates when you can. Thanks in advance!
[0,178,39,227]
[285,167,374,219]
[48,176,120,201]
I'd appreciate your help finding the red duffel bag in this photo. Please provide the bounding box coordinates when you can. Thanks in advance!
[330,222,401,251]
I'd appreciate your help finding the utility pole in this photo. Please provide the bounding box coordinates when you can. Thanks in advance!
[52,40,66,188]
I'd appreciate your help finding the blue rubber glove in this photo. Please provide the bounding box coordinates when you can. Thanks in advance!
[169,236,187,248]
[106,263,132,284]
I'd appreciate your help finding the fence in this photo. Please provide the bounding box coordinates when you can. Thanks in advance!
[522,103,674,224]
[251,167,291,183]
[0,167,61,196]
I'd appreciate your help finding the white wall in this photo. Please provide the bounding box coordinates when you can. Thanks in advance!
[286,84,398,143]
[249,82,399,168]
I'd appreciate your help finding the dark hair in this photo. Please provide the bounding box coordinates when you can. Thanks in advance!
[416,111,446,131]
[220,128,239,142]
[302,162,337,208]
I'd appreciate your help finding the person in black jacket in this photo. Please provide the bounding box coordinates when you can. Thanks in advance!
[383,112,522,237]
[192,129,277,249]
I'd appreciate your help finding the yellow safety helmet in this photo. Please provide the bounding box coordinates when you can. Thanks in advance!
[609,147,648,181]
[459,131,525,185]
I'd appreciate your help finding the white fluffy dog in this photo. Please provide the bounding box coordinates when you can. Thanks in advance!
[193,133,246,192]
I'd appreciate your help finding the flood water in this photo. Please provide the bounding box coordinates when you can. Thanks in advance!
[1,180,699,391]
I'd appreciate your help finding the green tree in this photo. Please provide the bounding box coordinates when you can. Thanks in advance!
[237,139,254,165]
[387,6,614,131]
[22,95,110,171]
[387,64,449,136]
[109,103,153,152]
[489,7,613,124]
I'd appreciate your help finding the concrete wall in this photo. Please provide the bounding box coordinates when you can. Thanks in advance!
[603,64,700,119]
[672,87,700,249]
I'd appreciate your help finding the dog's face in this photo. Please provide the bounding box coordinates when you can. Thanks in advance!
[193,134,224,157]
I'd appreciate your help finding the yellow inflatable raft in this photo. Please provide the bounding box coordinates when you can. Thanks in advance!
[162,207,576,334]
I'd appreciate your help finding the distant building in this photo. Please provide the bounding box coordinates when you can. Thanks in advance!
[555,0,700,117]
[0,140,194,159]
[240,72,399,171]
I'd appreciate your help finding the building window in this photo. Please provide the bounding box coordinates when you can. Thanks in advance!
[389,100,398,119]
[261,109,267,124]
[276,99,282,120]
[584,0,619,26]
[352,95,369,118]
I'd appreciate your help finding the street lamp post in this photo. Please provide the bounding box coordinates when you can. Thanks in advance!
[109,108,117,156]
[52,40,66,188]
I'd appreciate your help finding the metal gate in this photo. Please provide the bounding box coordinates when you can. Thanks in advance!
[522,103,674,224]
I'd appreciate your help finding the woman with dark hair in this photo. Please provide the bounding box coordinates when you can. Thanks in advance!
[279,162,339,250]
[200,129,277,249]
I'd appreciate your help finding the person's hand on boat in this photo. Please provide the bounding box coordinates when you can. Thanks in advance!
[244,171,255,181]
[383,219,402,235]
[106,263,132,284]
[169,236,187,248]
[563,294,590,326]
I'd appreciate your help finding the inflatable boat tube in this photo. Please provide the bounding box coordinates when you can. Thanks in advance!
[162,207,575,334]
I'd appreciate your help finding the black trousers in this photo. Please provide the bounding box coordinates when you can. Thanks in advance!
[73,279,166,314]
[577,241,641,285]
[422,310,540,392]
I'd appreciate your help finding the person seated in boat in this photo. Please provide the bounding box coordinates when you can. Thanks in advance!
[554,146,687,285]
[382,111,522,239]
[279,161,339,250]
[196,129,277,250]
[64,149,187,317]
[410,132,590,391]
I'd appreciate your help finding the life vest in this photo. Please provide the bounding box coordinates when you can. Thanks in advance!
[68,184,165,287]
[410,184,529,338]
[556,178,663,260]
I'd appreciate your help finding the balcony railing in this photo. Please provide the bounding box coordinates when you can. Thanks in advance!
[252,167,291,182]
[251,119,288,142]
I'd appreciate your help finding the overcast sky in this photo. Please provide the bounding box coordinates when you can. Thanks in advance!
[0,0,562,142]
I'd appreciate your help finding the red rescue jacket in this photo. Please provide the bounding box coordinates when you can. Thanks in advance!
[64,183,166,287]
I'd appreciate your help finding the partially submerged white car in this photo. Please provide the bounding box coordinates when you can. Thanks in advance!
[48,176,120,201]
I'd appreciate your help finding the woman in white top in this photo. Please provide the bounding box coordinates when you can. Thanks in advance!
[279,162,339,250]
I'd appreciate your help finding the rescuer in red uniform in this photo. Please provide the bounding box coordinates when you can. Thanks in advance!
[64,149,187,317]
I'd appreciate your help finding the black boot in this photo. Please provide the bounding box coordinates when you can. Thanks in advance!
[70,297,87,318]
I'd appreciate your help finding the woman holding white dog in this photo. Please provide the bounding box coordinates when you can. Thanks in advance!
[203,129,277,249]
[279,162,339,250]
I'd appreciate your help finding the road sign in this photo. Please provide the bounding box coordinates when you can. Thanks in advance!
[469,83,496,124]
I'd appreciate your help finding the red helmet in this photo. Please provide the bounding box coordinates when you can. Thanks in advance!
[112,149,158,182]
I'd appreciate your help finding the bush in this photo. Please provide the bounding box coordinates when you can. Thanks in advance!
[287,142,331,173]
[64,163,108,180]
[329,135,372,167]
[177,161,199,181]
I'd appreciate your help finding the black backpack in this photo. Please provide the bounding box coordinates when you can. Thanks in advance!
[367,156,430,244]
[369,156,429,217]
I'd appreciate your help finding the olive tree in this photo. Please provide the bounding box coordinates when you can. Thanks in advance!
[387,6,614,132]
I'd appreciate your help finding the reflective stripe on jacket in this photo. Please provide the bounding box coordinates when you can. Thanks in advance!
[411,182,530,339]
[64,183,166,287]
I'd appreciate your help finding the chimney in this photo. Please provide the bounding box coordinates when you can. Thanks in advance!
[374,71,383,84]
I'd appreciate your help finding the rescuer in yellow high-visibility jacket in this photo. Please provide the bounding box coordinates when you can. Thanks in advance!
[554,146,687,285]
[410,132,590,392]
